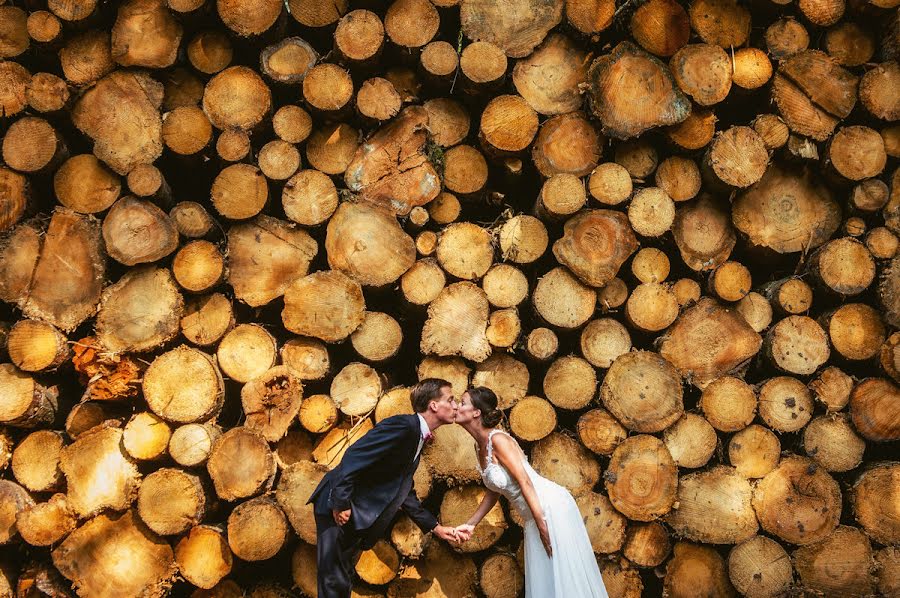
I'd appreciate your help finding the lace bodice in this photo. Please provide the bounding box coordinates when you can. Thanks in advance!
[475,429,542,522]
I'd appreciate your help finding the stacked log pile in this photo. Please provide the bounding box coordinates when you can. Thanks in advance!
[0,0,898,596]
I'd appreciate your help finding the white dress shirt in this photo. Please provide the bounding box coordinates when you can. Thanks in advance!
[415,414,430,460]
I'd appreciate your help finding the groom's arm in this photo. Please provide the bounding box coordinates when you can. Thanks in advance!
[329,416,412,512]
[400,487,438,532]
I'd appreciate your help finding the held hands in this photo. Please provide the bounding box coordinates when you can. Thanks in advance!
[332,508,351,526]
[453,524,475,542]
[433,524,462,544]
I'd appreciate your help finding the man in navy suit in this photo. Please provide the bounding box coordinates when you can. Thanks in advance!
[308,378,461,597]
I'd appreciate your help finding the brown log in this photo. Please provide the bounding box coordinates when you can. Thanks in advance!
[553,209,637,288]
[216,129,250,162]
[460,0,562,58]
[17,493,76,547]
[655,156,700,202]
[689,0,750,47]
[532,266,596,329]
[400,258,445,306]
[498,215,548,264]
[531,432,600,495]
[327,202,414,287]
[52,510,176,597]
[733,164,841,254]
[709,260,752,302]
[440,485,507,552]
[670,44,732,107]
[8,320,69,372]
[727,536,793,598]
[11,430,64,493]
[666,106,717,150]
[123,412,171,461]
[732,48,772,91]
[859,62,900,121]
[531,111,601,177]
[662,414,717,469]
[211,164,268,221]
[758,376,814,433]
[102,196,178,266]
[286,0,346,27]
[606,434,677,521]
[667,466,757,543]
[752,114,790,150]
[577,408,627,456]
[169,423,222,468]
[565,0,615,35]
[512,33,588,116]
[187,31,233,75]
[729,424,781,479]
[850,377,900,442]
[345,107,439,214]
[26,10,61,45]
[601,351,683,432]
[852,462,900,546]
[827,126,887,181]
[479,553,523,598]
[59,30,114,87]
[138,468,205,536]
[628,187,675,238]
[423,101,469,150]
[227,496,287,561]
[143,346,223,423]
[665,542,737,597]
[700,376,756,432]
[181,293,235,348]
[207,427,275,501]
[227,216,317,307]
[580,318,631,369]
[794,525,874,596]
[623,522,671,568]
[588,41,690,139]
[273,105,312,145]
[175,525,232,590]
[672,195,736,271]
[588,163,632,206]
[0,61,30,119]
[0,364,58,429]
[826,22,875,67]
[334,9,383,66]
[96,266,183,353]
[387,539,477,597]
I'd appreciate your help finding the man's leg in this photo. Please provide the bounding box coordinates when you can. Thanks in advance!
[316,513,361,598]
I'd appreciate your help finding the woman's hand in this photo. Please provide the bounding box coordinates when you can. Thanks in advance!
[454,524,475,542]
[538,518,552,557]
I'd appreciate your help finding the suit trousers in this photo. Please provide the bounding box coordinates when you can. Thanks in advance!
[315,513,362,598]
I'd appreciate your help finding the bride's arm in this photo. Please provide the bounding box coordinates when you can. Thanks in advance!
[463,490,500,528]
[492,434,553,556]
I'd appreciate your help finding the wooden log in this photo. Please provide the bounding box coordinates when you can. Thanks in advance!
[144,346,223,423]
[580,318,631,369]
[111,0,182,68]
[217,324,277,384]
[273,105,312,145]
[2,116,67,175]
[666,106,716,150]
[658,297,762,387]
[207,427,275,501]
[512,33,588,116]
[0,364,58,429]
[662,414,717,469]
[423,102,469,151]
[286,0,346,27]
[507,396,556,442]
[470,354,527,410]
[600,351,683,432]
[0,479,33,545]
[524,327,558,362]
[531,432,600,495]
[758,376,813,433]
[852,462,900,546]
[752,114,790,150]
[553,209,638,288]
[565,0,614,35]
[665,542,737,597]
[356,77,401,123]
[211,164,268,221]
[52,510,176,597]
[689,0,750,47]
[299,394,338,433]
[421,282,490,362]
[588,41,690,139]
[123,412,171,461]
[672,278,701,308]
[498,215,548,264]
[186,31,233,75]
[344,107,439,215]
[532,266,596,329]
[727,536,793,598]
[282,169,338,228]
[96,266,183,353]
[0,209,105,332]
[705,127,768,189]
[671,195,736,271]
[859,62,900,121]
[588,163,632,206]
[614,139,657,180]
[11,430,64,493]
[356,539,401,585]
[313,419,374,470]
[630,0,689,57]
[241,366,302,442]
[460,0,562,58]
[283,270,365,343]
[606,435,677,521]
[709,261,752,302]
[227,496,287,561]
[764,315,830,376]
[883,333,900,383]
[481,265,528,309]
[216,129,250,162]
[827,126,887,181]
[169,423,222,468]
[387,539,477,597]
[59,30,114,87]
[181,294,235,348]
[327,202,414,286]
[7,320,69,372]
[59,425,140,518]
[27,11,61,47]
[163,108,213,157]
[732,48,772,91]
[274,460,326,544]
[102,196,178,266]
[728,424,780,480]
[16,493,76,547]
[850,377,900,442]
[479,553,523,598]
[670,44,732,106]
[138,467,206,536]
[331,362,381,416]
[655,156,700,202]
[400,258,445,306]
[625,282,678,332]
[631,248,670,284]
[531,111,601,178]
[794,525,874,596]
[752,455,841,545]
[203,66,271,131]
[628,187,675,238]
[175,525,232,590]
[700,376,756,432]
[577,408,627,456]
[442,144,488,195]
[623,522,671,568]
[576,491,627,554]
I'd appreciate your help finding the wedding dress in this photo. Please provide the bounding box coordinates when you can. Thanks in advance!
[475,429,609,598]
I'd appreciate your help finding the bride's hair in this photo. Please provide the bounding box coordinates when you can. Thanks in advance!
[467,386,503,427]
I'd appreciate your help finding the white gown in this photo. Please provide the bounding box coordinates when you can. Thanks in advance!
[475,429,609,598]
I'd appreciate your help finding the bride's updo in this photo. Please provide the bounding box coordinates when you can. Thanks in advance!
[468,386,503,427]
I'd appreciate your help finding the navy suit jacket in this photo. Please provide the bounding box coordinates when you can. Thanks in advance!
[307,414,439,544]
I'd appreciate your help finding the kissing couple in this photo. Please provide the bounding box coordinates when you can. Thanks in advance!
[307,378,609,597]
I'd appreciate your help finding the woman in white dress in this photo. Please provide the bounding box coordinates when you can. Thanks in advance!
[453,386,609,598]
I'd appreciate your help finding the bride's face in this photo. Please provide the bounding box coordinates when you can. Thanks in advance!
[455,391,480,425]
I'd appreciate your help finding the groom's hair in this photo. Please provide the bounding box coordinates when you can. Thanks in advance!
[411,378,451,413]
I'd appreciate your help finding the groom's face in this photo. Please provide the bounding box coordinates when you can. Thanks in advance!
[430,385,458,425]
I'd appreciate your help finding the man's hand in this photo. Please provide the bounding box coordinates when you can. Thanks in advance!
[433,525,460,544]
[333,508,351,526]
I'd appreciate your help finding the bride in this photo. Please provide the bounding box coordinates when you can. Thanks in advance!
[452,386,609,597]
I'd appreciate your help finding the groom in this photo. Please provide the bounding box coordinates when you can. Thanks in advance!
[307,378,461,597]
